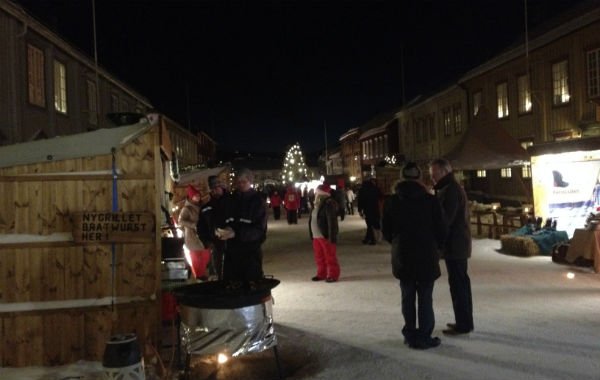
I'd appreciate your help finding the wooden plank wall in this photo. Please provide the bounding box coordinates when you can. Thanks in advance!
[0,128,162,366]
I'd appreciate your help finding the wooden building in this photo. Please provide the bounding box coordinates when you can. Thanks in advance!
[0,118,172,366]
[338,128,361,182]
[0,0,152,146]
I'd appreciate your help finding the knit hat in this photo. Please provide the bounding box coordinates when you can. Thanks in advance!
[316,183,331,196]
[208,175,224,190]
[187,185,200,199]
[402,162,422,180]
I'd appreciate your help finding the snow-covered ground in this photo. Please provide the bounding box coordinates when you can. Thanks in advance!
[2,213,599,379]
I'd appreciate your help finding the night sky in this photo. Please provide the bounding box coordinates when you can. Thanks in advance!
[17,0,583,154]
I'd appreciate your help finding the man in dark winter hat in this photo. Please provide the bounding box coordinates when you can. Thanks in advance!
[430,158,474,336]
[382,162,448,349]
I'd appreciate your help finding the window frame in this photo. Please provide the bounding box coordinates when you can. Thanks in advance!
[551,59,570,106]
[443,108,452,137]
[27,44,46,108]
[453,104,463,134]
[496,81,509,119]
[86,79,98,126]
[472,91,482,116]
[586,48,600,99]
[53,59,68,114]
[517,73,532,115]
[500,167,512,178]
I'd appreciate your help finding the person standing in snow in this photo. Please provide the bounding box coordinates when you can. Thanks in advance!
[197,175,229,280]
[308,183,340,283]
[217,168,267,282]
[345,187,356,215]
[269,190,282,220]
[357,176,383,244]
[284,186,300,224]
[430,158,474,335]
[179,185,210,280]
[382,162,448,349]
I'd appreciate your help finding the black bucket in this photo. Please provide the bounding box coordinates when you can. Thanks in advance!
[102,333,145,379]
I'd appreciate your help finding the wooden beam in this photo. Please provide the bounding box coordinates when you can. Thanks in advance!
[0,173,154,182]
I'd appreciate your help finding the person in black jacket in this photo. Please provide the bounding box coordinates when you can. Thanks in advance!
[430,158,474,335]
[217,168,267,282]
[357,177,382,245]
[382,162,448,349]
[197,175,229,280]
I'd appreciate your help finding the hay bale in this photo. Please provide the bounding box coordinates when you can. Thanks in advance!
[500,235,541,257]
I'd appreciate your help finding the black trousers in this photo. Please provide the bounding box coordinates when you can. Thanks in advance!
[445,258,474,331]
[363,214,380,243]
[287,209,298,224]
[223,241,263,282]
[399,279,435,344]
[273,206,281,220]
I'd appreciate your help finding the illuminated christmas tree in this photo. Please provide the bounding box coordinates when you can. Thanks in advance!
[281,143,308,183]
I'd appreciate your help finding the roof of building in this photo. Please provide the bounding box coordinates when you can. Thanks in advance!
[446,106,529,170]
[460,1,600,82]
[1,0,152,107]
[0,120,153,169]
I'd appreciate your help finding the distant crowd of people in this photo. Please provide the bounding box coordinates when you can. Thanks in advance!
[177,158,473,351]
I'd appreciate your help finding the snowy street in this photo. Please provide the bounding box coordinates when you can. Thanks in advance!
[2,213,599,380]
[263,213,600,380]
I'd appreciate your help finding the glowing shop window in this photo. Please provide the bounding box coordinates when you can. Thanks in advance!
[476,170,486,178]
[501,167,512,178]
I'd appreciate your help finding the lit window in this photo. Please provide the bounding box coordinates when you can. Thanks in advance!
[517,74,532,113]
[443,108,452,136]
[587,49,600,98]
[522,164,532,178]
[53,60,67,114]
[27,44,45,107]
[501,167,512,178]
[476,170,486,178]
[87,80,98,125]
[552,60,570,105]
[473,92,482,116]
[497,82,509,118]
[454,105,462,133]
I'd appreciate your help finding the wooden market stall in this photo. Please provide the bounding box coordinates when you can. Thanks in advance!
[0,118,174,366]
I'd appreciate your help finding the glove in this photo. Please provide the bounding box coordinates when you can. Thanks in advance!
[215,227,235,240]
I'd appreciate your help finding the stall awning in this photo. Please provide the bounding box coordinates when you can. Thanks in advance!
[177,166,229,187]
[446,106,529,170]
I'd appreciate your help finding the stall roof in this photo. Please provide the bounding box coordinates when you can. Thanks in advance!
[528,136,600,156]
[446,106,529,170]
[177,166,229,187]
[0,122,152,169]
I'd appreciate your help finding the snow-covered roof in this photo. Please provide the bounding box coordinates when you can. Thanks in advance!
[0,122,153,169]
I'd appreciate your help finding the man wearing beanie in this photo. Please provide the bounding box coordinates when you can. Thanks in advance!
[308,183,340,282]
[382,162,448,349]
[178,185,211,280]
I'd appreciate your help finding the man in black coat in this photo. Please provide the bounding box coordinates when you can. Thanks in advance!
[197,175,229,279]
[430,158,474,335]
[382,162,448,349]
[217,169,267,282]
[357,177,382,245]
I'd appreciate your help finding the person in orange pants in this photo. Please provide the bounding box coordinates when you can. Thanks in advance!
[308,184,340,282]
[179,185,211,280]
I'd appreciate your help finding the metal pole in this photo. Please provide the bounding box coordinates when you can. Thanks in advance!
[92,0,100,125]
